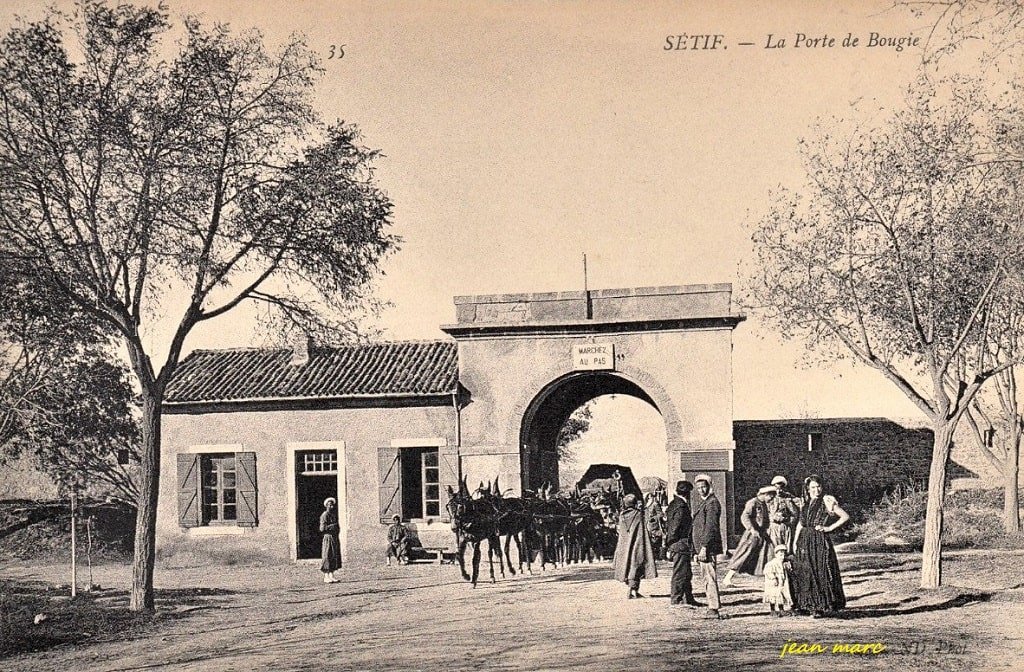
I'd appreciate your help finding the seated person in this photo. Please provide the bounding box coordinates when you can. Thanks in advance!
[385,514,410,565]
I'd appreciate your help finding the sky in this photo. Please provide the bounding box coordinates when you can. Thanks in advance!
[3,0,983,472]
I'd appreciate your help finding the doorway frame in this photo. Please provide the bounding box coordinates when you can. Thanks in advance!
[286,441,347,562]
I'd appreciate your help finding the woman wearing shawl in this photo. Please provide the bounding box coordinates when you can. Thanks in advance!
[613,493,658,599]
[320,497,342,583]
[791,475,849,616]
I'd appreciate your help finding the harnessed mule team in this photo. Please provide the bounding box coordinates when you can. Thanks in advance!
[444,475,629,587]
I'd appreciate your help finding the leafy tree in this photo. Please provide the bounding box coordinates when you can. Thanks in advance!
[0,3,396,611]
[0,261,139,504]
[744,77,1024,588]
[555,401,593,461]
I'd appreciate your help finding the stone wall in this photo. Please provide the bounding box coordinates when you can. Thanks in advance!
[732,418,973,525]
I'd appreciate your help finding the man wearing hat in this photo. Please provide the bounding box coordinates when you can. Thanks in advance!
[690,474,723,618]
[665,480,699,607]
[722,486,777,588]
[768,475,798,552]
[385,513,409,566]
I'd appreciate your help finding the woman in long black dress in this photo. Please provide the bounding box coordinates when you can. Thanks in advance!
[791,475,849,616]
[320,497,341,583]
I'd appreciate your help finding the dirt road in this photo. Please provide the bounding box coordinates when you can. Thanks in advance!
[3,550,1023,671]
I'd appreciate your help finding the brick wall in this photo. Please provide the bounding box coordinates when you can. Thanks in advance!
[733,418,974,524]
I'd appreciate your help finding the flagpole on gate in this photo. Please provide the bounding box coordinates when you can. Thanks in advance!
[583,253,592,319]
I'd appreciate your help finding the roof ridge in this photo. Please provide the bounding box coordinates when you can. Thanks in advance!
[189,338,455,355]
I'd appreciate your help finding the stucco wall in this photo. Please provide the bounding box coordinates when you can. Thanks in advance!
[455,328,736,494]
[159,403,456,564]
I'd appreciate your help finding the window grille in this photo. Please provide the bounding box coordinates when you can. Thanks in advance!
[421,449,440,518]
[301,450,338,474]
[202,455,237,523]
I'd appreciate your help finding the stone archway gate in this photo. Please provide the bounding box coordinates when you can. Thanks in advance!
[441,283,745,543]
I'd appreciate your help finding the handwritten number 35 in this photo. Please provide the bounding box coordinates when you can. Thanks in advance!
[328,45,346,59]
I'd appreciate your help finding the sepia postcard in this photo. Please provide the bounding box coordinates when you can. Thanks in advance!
[1,1,1022,670]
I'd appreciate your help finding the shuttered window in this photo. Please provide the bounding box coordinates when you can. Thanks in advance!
[177,454,201,528]
[378,447,402,523]
[421,450,440,517]
[380,445,458,522]
[177,450,258,529]
[438,451,459,523]
[202,455,237,523]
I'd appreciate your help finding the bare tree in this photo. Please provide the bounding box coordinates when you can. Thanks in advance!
[961,285,1024,534]
[744,77,1024,588]
[0,3,396,611]
[895,0,1024,62]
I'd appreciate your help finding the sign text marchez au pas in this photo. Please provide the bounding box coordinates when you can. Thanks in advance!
[573,343,615,371]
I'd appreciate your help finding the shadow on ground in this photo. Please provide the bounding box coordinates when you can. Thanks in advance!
[0,579,237,659]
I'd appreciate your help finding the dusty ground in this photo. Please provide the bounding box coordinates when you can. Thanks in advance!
[2,549,1024,671]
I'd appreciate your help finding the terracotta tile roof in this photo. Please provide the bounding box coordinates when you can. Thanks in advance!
[165,340,458,404]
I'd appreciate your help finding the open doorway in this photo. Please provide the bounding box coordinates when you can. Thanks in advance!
[295,449,339,560]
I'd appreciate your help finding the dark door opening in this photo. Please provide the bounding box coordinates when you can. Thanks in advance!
[296,450,339,560]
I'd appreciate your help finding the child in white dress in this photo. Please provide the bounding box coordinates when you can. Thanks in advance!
[763,546,792,617]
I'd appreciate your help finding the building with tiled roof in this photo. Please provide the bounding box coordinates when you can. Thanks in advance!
[165,340,458,406]
[155,283,957,568]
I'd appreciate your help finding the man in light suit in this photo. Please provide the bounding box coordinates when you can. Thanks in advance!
[691,473,723,619]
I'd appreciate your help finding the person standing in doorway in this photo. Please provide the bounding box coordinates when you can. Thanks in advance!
[320,497,341,583]
[613,493,657,599]
[665,480,699,607]
[691,474,723,619]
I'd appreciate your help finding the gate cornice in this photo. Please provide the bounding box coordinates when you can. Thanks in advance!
[442,315,744,339]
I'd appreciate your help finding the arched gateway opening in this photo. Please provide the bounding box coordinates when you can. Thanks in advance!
[520,372,666,492]
[441,283,744,546]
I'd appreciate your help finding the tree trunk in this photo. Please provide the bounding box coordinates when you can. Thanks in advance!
[1005,430,1021,535]
[920,421,954,589]
[129,391,162,612]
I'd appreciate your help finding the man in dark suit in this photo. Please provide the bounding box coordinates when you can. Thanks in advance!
[665,480,699,607]
[691,473,723,619]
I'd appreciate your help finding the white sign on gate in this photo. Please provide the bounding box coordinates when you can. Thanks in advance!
[572,343,614,370]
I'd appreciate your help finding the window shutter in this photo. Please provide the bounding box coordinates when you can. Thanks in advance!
[235,451,258,527]
[439,450,460,523]
[378,447,402,523]
[177,454,200,528]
